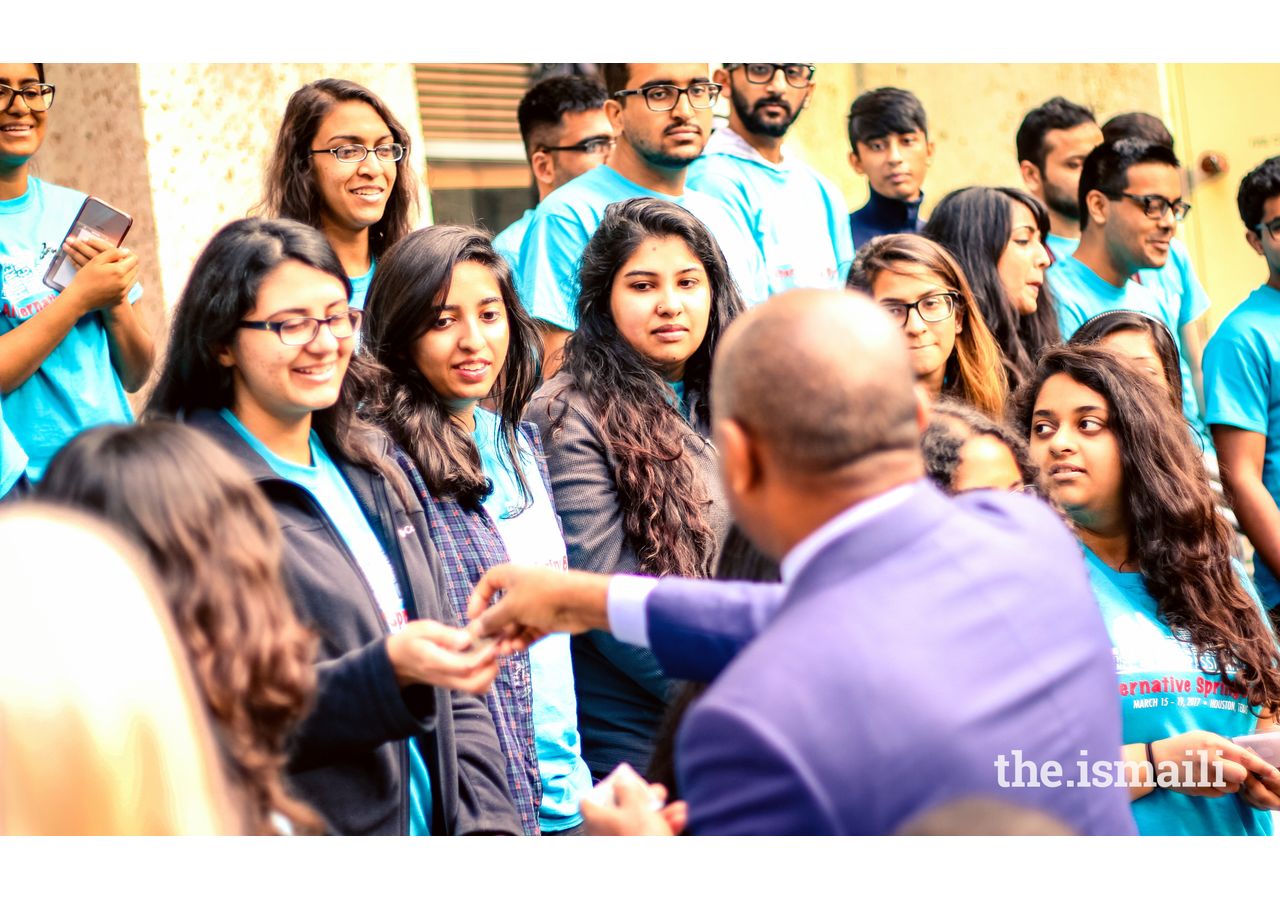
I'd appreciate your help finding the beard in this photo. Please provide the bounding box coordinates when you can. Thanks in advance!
[1043,177,1081,223]
[732,91,799,139]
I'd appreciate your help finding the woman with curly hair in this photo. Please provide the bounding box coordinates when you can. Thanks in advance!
[37,421,322,835]
[257,78,418,309]
[362,224,593,835]
[847,233,1008,419]
[922,186,1060,389]
[1012,345,1280,835]
[528,196,742,780]
[921,398,1039,495]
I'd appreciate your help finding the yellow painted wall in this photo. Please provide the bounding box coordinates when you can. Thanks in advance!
[1164,64,1280,328]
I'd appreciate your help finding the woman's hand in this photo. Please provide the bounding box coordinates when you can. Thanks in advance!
[62,236,139,313]
[1150,730,1280,798]
[386,619,500,695]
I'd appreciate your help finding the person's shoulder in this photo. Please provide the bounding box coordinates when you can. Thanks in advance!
[528,372,585,422]
[950,491,1080,561]
[25,178,85,216]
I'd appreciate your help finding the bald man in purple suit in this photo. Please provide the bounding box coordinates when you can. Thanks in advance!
[469,289,1137,836]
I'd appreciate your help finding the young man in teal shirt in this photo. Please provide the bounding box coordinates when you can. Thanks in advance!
[516,62,768,378]
[1205,156,1280,613]
[491,76,613,273]
[687,64,853,294]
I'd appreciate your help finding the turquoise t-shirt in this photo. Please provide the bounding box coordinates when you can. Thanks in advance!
[220,409,433,835]
[517,164,768,331]
[348,259,376,312]
[1048,236,1209,444]
[492,207,534,275]
[1082,545,1273,836]
[687,127,854,295]
[0,392,27,498]
[471,407,592,832]
[0,177,143,480]
[1204,284,1280,611]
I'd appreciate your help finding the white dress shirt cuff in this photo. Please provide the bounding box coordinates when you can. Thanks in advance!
[606,574,659,648]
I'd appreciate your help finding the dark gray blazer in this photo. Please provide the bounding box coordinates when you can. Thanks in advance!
[527,372,730,779]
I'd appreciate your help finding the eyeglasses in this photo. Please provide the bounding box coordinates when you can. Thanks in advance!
[308,143,405,164]
[0,82,55,113]
[1255,217,1280,240]
[1108,192,1191,222]
[539,136,616,156]
[613,82,722,112]
[726,63,815,89]
[238,310,363,345]
[879,292,957,327]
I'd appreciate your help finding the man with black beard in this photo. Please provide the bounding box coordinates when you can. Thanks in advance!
[1015,96,1105,261]
[688,64,854,293]
[517,63,767,376]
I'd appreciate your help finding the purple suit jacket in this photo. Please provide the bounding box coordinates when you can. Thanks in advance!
[647,483,1137,836]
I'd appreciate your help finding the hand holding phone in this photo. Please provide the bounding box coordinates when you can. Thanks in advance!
[42,196,134,297]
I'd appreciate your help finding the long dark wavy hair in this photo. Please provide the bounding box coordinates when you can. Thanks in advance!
[145,218,396,480]
[1011,346,1280,714]
[256,78,417,260]
[362,225,541,509]
[37,422,324,835]
[847,233,1009,420]
[555,196,744,577]
[923,186,1062,389]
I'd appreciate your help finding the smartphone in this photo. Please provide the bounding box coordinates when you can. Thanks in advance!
[1232,731,1280,766]
[41,196,134,293]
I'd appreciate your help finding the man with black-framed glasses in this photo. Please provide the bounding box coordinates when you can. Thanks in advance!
[1205,155,1280,618]
[1047,139,1186,344]
[494,76,613,277]
[516,63,766,377]
[687,64,853,295]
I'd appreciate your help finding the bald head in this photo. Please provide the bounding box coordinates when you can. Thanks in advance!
[711,289,922,473]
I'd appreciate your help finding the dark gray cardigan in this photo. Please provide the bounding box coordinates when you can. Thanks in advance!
[527,372,730,780]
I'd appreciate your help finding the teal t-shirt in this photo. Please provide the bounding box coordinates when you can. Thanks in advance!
[1044,231,1078,263]
[492,207,534,275]
[517,164,768,331]
[1082,545,1273,836]
[1203,284,1280,610]
[0,392,27,498]
[0,177,143,480]
[220,409,434,835]
[687,127,854,295]
[348,259,376,312]
[471,407,592,831]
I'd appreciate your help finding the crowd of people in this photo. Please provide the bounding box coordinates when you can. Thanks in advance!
[2,59,1280,837]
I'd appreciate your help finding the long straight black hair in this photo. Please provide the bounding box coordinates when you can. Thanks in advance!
[923,186,1062,388]
[362,225,541,509]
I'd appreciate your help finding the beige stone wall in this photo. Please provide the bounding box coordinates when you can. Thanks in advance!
[36,64,430,320]
[789,63,1164,217]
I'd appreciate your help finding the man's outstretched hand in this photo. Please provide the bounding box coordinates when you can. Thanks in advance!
[465,563,614,653]
[580,763,688,836]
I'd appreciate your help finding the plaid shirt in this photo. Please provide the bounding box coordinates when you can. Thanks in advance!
[392,439,543,836]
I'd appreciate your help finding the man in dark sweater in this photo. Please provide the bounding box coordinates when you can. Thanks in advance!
[846,87,933,248]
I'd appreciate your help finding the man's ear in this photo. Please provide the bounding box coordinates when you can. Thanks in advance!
[1085,189,1109,228]
[1246,229,1265,257]
[530,150,555,190]
[712,67,731,96]
[714,417,761,498]
[848,149,866,177]
[1019,160,1043,195]
[604,98,624,132]
[800,84,814,111]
